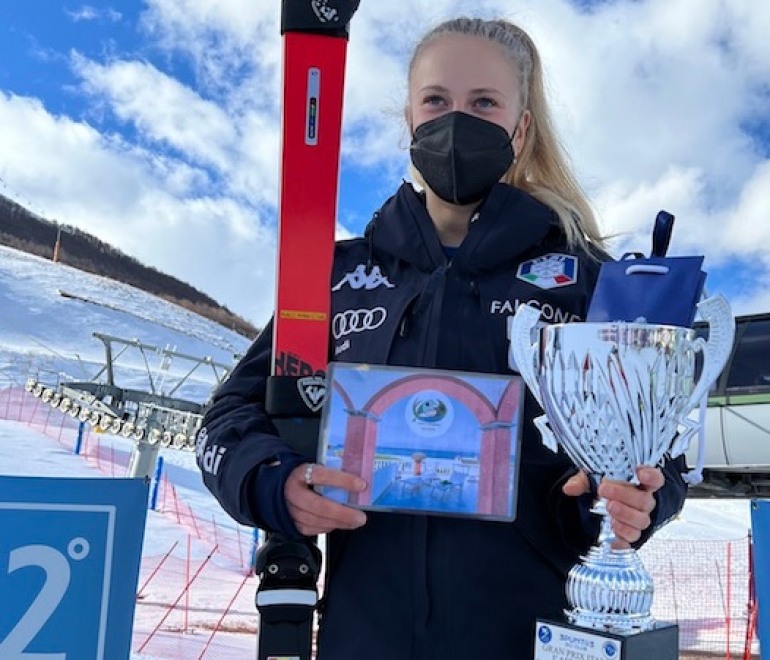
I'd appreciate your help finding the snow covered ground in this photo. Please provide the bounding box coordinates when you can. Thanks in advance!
[0,243,762,658]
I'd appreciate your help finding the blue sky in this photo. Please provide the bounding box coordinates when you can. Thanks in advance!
[0,1,769,326]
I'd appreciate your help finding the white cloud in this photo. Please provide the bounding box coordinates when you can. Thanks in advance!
[65,5,122,23]
[139,0,282,97]
[73,55,238,173]
[524,1,762,191]
[593,166,708,253]
[722,161,770,252]
[730,281,770,318]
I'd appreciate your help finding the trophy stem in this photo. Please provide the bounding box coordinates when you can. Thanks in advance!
[591,497,618,548]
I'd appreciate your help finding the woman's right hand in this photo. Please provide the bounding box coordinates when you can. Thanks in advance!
[285,463,369,536]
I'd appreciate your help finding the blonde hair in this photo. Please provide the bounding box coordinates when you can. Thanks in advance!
[408,17,605,252]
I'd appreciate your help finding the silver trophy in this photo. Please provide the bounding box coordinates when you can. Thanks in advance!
[509,294,734,634]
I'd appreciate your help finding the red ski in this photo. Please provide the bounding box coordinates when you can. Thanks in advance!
[266,3,359,427]
[257,4,360,660]
[272,16,349,382]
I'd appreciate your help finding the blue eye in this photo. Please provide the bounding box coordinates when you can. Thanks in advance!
[422,95,445,106]
[475,97,498,109]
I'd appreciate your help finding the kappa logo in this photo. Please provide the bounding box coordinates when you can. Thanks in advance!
[332,264,395,292]
[332,307,387,339]
[298,375,326,413]
[311,0,339,23]
[516,254,578,290]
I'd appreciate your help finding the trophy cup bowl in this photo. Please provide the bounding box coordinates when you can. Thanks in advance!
[509,294,734,637]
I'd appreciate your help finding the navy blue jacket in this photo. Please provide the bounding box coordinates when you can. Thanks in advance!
[199,182,687,659]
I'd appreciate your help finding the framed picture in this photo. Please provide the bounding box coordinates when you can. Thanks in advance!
[317,363,524,521]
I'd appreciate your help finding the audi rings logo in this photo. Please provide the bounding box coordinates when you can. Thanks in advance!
[332,307,387,339]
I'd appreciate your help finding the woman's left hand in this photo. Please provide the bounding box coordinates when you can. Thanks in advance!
[562,466,665,548]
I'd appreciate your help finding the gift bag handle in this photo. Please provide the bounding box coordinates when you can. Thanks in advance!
[625,264,670,275]
[651,210,675,257]
[619,209,674,276]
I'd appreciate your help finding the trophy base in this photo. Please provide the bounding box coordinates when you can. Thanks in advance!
[533,618,678,659]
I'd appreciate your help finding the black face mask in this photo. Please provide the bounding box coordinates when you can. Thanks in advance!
[410,111,515,205]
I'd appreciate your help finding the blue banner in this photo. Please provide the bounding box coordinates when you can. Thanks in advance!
[0,476,148,659]
[752,499,770,659]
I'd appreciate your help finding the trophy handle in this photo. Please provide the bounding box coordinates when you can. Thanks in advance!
[508,305,544,408]
[670,295,733,459]
[509,306,560,452]
[685,294,735,416]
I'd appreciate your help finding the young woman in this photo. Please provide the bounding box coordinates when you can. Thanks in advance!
[199,17,687,658]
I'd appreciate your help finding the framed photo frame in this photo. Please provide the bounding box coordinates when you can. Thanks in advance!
[317,362,524,522]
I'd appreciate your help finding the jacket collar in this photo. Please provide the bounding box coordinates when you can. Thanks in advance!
[366,182,560,274]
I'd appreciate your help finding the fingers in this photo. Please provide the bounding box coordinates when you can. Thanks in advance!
[598,466,663,547]
[285,463,368,537]
[562,470,590,497]
[636,465,665,493]
[304,463,367,492]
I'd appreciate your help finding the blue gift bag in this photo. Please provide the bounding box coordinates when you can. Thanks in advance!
[587,211,706,328]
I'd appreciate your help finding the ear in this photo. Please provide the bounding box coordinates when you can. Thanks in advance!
[513,109,531,155]
[404,105,413,135]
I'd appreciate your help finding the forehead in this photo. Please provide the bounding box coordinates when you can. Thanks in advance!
[409,33,519,92]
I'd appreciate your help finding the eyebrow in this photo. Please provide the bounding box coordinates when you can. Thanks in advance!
[418,85,506,96]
